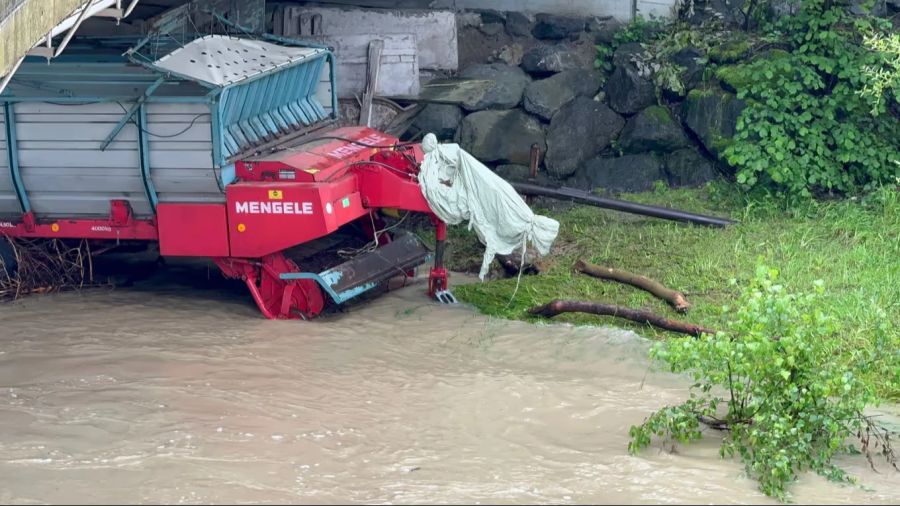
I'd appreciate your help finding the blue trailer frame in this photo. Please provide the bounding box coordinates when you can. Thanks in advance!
[0,34,339,219]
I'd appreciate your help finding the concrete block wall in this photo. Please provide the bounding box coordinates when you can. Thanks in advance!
[301,0,680,22]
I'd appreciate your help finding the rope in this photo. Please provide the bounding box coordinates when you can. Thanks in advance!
[504,220,533,309]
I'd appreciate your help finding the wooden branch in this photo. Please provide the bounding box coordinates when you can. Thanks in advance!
[496,253,539,276]
[575,259,691,313]
[528,300,716,337]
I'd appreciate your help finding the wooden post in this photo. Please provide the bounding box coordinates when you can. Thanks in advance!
[360,39,384,127]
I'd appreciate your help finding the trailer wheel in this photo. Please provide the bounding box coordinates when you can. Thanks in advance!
[0,238,17,279]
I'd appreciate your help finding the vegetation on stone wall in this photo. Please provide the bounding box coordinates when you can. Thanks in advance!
[595,0,900,198]
[723,0,899,196]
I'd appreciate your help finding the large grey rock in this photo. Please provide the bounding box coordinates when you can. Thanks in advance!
[492,43,525,66]
[493,164,553,185]
[505,11,534,37]
[769,0,802,16]
[545,97,625,178]
[520,45,582,75]
[572,155,666,193]
[532,14,585,40]
[849,0,887,16]
[458,109,546,165]
[681,88,746,158]
[665,148,718,187]
[618,105,689,154]
[458,63,531,111]
[612,42,646,68]
[478,22,504,36]
[670,47,705,94]
[523,69,603,120]
[588,17,622,44]
[606,65,656,115]
[409,104,463,141]
[476,9,506,24]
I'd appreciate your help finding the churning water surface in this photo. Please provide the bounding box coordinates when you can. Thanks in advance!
[0,263,897,504]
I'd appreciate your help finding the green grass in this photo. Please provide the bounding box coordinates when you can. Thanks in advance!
[448,183,900,399]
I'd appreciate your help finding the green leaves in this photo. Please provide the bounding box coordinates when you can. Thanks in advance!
[715,3,900,198]
[628,262,891,501]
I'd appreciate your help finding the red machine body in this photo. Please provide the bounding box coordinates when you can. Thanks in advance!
[0,126,450,319]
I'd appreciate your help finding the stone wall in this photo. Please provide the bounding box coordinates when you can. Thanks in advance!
[405,10,730,195]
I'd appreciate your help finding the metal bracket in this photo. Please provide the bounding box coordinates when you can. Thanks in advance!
[136,104,159,213]
[98,0,141,21]
[101,76,165,151]
[435,289,458,304]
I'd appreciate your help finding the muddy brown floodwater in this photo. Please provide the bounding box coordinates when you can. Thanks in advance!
[0,262,897,505]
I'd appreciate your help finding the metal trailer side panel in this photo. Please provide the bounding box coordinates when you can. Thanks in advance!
[145,103,224,204]
[13,101,153,218]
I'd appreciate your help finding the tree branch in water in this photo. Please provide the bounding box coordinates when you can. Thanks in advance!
[528,299,716,336]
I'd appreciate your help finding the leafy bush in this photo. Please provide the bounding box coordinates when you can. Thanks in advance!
[612,15,667,46]
[859,31,900,116]
[629,263,897,501]
[593,44,614,73]
[720,0,900,197]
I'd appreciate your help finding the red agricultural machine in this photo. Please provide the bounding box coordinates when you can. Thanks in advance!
[0,33,454,319]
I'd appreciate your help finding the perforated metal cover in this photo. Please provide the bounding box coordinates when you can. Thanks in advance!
[153,35,325,87]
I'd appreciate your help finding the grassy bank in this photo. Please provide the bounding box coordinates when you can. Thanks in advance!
[447,183,899,399]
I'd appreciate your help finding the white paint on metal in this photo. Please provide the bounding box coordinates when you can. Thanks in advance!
[153,35,326,87]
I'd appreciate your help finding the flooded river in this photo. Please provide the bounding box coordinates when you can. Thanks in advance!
[0,261,897,504]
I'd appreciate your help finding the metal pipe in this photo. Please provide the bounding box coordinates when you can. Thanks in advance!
[55,1,96,58]
[527,143,540,205]
[529,143,540,181]
[512,182,736,228]
[434,221,447,271]
[123,0,140,18]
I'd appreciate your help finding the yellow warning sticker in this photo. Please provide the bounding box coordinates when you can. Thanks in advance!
[268,190,283,200]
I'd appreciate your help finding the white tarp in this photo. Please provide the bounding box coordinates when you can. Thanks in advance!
[418,133,560,280]
[153,35,325,87]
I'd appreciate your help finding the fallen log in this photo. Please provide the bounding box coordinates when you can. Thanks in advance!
[496,253,540,276]
[575,259,691,313]
[528,299,716,337]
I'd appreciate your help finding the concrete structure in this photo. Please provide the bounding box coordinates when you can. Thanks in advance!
[292,0,679,21]
[435,0,675,20]
[271,4,457,98]
[0,0,145,90]
[1,0,90,78]
[272,5,458,71]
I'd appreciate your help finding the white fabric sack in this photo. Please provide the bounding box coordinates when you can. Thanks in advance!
[418,133,560,280]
